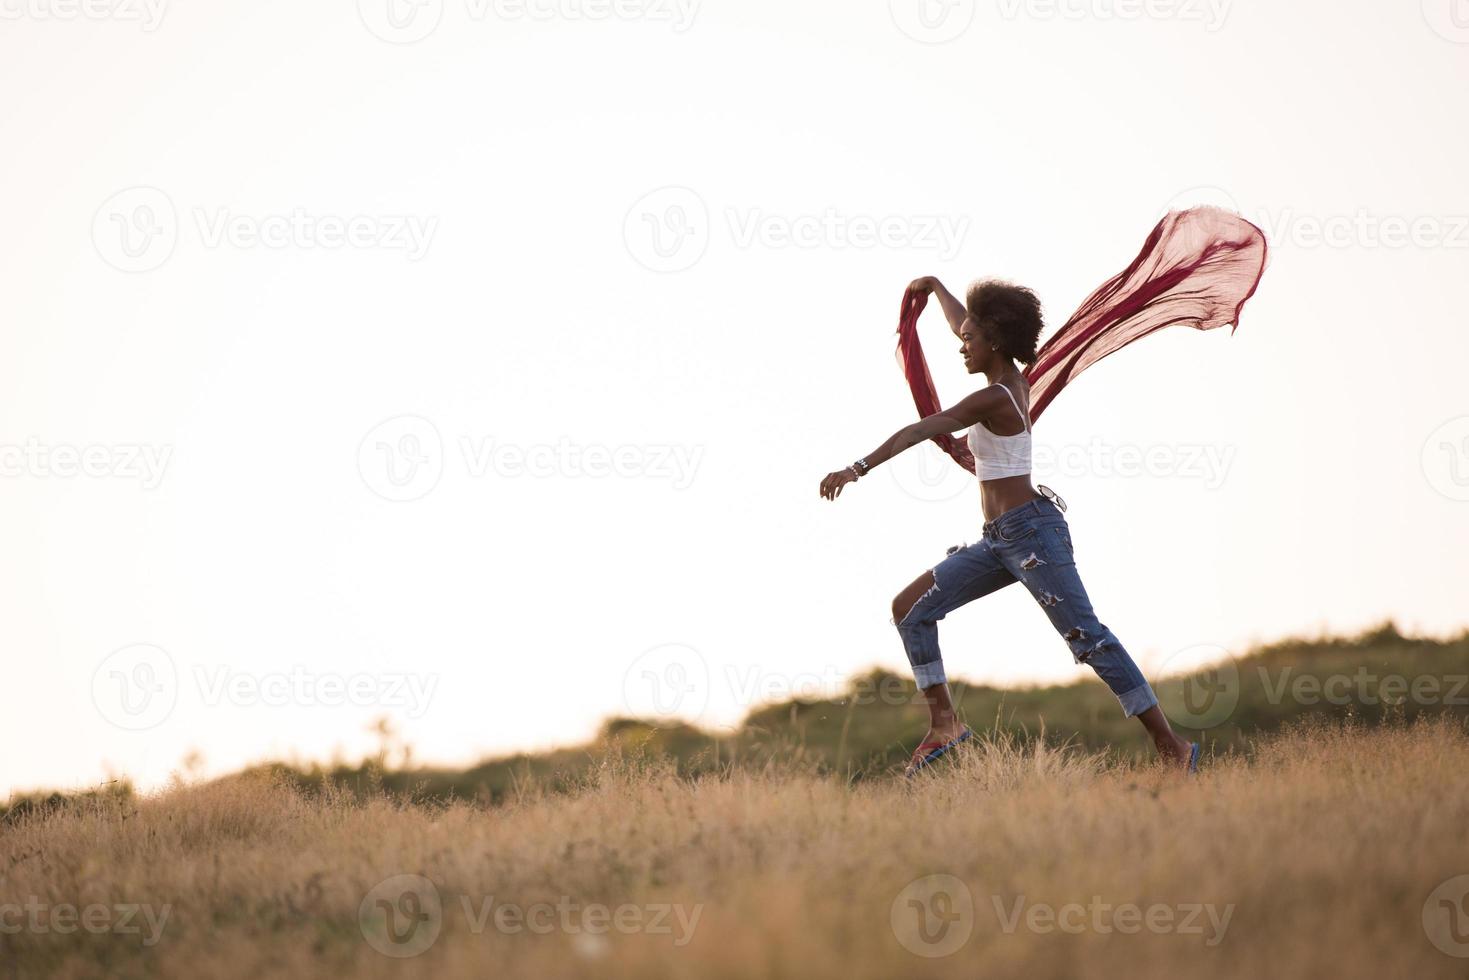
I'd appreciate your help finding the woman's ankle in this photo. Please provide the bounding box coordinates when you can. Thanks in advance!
[928,712,964,732]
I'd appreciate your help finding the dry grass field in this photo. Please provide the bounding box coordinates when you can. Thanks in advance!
[3,715,1467,979]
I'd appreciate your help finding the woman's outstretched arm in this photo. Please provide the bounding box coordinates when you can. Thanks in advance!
[818,387,1003,500]
[859,387,998,470]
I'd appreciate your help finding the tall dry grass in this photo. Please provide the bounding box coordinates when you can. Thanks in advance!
[2,717,1466,979]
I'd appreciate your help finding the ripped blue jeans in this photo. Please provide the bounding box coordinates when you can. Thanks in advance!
[892,496,1158,718]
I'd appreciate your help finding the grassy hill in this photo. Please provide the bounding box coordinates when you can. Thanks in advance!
[4,715,1467,978]
[6,620,1466,817]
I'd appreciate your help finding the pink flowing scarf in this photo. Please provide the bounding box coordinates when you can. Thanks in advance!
[894,206,1269,475]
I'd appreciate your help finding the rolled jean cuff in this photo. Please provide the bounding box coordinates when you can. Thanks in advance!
[912,661,947,689]
[1117,681,1158,719]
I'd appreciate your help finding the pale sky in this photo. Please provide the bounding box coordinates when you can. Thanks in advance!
[3,0,1468,797]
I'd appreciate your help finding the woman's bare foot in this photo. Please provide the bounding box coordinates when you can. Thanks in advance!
[1155,734,1195,770]
[904,718,969,775]
[905,681,970,775]
[1135,705,1195,772]
[921,719,968,748]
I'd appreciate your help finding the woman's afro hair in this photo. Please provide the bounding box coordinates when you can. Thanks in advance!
[965,279,1044,366]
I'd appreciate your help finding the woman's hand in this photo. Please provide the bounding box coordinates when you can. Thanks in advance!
[907,276,935,297]
[819,466,859,501]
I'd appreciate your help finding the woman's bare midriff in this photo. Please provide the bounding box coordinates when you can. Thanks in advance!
[980,473,1041,523]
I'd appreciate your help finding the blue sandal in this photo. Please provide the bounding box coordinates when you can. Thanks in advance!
[905,727,973,778]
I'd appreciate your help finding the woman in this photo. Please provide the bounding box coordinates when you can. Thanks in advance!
[818,276,1199,777]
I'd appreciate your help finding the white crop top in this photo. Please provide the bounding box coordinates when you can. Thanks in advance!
[967,383,1032,480]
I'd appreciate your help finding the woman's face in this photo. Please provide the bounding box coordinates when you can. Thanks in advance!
[958,317,986,373]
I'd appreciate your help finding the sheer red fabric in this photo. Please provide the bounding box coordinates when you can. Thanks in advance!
[894,206,1269,475]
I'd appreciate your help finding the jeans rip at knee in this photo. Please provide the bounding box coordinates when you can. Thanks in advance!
[895,574,943,627]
